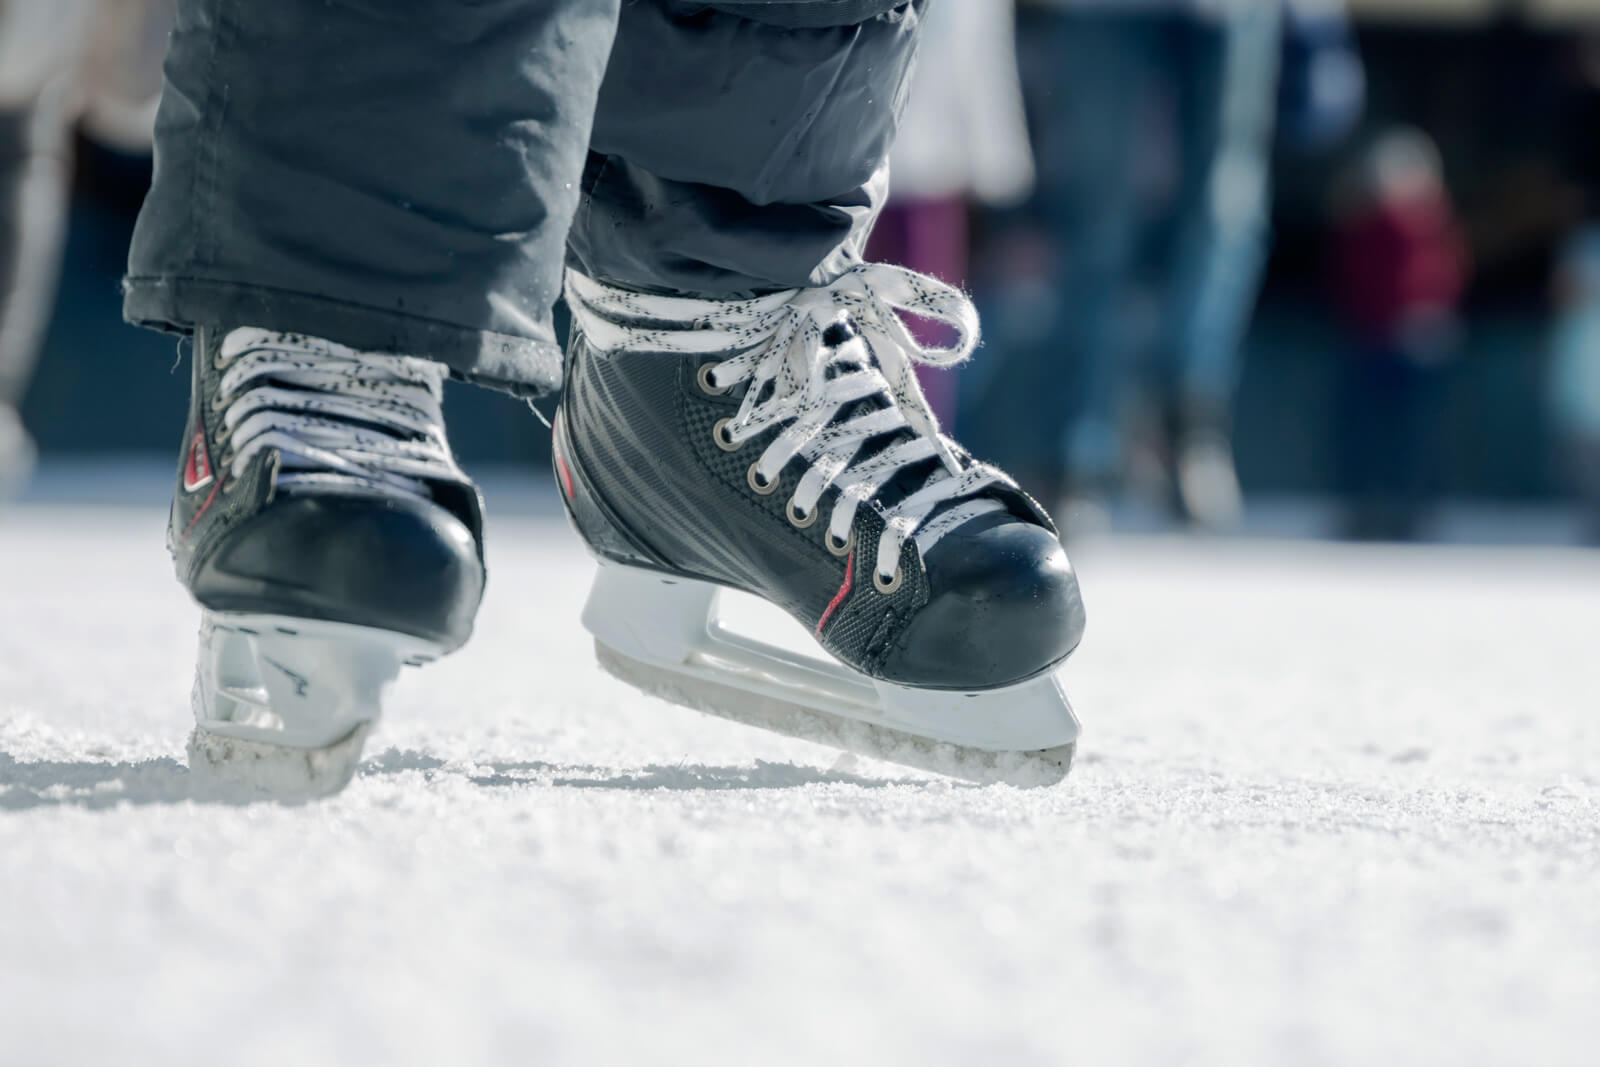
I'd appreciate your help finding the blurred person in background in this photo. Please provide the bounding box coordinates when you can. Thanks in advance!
[1332,127,1469,542]
[0,0,171,497]
[1550,35,1600,545]
[971,0,1361,533]
[1548,226,1600,545]
[866,0,1034,427]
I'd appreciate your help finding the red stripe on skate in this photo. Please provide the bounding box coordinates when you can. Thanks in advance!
[551,417,575,500]
[555,450,574,500]
[815,549,854,637]
[180,479,221,543]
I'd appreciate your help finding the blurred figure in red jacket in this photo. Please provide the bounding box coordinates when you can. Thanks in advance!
[1332,126,1470,540]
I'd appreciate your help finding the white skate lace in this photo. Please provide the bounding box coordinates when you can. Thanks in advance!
[210,328,465,501]
[565,264,1011,582]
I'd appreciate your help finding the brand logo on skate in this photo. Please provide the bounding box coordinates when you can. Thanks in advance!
[263,656,310,698]
[183,429,214,493]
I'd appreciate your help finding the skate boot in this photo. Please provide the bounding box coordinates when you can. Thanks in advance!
[171,327,485,797]
[557,265,1086,786]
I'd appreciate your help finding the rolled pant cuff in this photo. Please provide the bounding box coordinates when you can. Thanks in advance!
[122,275,563,398]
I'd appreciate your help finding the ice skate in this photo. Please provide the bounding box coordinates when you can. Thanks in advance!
[557,265,1085,786]
[171,327,485,798]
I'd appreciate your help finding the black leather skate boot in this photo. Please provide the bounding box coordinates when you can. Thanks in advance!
[555,265,1086,785]
[173,326,485,795]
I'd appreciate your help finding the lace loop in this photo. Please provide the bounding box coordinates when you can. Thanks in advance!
[565,265,1009,580]
[211,328,464,503]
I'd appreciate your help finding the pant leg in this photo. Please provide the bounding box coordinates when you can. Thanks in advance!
[1161,4,1281,413]
[566,0,924,296]
[982,13,1159,485]
[124,0,620,397]
[1050,16,1171,484]
[956,10,1154,487]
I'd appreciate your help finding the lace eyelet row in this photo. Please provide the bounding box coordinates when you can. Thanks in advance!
[210,358,236,491]
[707,365,902,596]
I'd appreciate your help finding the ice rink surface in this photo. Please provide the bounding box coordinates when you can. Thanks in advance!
[2,467,1598,1067]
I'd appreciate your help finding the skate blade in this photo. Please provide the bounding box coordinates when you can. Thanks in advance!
[190,612,445,799]
[595,642,1074,787]
[187,721,372,801]
[582,563,1080,787]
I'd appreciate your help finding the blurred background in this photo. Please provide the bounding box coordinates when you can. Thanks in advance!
[3,0,1599,546]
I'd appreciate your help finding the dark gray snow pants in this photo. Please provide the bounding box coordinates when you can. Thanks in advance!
[123,0,926,396]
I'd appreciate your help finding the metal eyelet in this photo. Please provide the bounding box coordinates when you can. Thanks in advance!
[209,392,228,412]
[786,499,817,529]
[747,462,778,495]
[697,363,729,396]
[873,567,904,595]
[825,527,854,557]
[712,418,740,452]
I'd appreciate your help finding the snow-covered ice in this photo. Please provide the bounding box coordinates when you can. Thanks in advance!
[2,467,1598,1067]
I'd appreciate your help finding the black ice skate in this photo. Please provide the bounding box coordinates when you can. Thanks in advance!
[555,265,1085,785]
[171,327,485,796]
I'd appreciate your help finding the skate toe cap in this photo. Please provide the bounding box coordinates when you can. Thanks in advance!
[882,517,1085,691]
[192,492,485,648]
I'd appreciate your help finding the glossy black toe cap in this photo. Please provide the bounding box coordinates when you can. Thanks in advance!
[879,515,1085,690]
[191,491,485,649]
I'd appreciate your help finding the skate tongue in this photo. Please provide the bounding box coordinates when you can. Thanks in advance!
[215,330,469,509]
